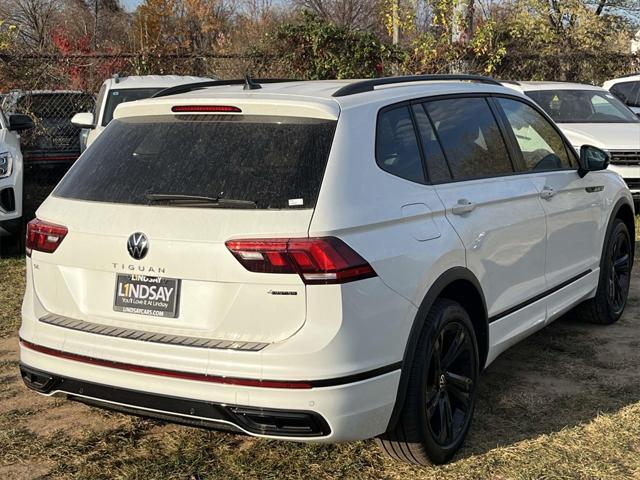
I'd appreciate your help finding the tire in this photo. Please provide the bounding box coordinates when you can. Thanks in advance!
[376,299,479,465]
[571,218,632,325]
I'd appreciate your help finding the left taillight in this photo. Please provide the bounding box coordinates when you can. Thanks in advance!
[26,218,68,257]
[225,236,377,285]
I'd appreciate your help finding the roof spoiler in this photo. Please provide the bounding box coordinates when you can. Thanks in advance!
[151,78,299,99]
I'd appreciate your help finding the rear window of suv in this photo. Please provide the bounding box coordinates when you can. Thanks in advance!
[55,114,337,209]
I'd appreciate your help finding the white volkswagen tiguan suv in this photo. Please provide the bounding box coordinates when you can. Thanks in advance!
[502,81,640,203]
[19,75,634,465]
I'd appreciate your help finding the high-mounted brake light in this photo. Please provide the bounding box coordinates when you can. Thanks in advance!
[225,237,377,285]
[26,218,68,257]
[171,105,242,113]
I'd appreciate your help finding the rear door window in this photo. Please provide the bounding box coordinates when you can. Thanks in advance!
[424,97,513,180]
[376,106,425,183]
[411,104,451,182]
[55,115,337,209]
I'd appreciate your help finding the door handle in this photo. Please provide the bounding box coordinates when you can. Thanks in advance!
[451,199,476,215]
[540,186,555,200]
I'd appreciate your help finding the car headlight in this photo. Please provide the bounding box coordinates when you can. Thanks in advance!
[0,152,12,178]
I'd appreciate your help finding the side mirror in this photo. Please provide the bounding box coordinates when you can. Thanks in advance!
[8,113,35,132]
[578,145,609,178]
[71,112,95,129]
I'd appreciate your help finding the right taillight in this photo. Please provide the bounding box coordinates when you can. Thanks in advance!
[225,236,377,285]
[26,218,68,257]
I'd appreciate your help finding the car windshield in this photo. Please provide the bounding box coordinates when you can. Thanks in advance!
[55,114,337,209]
[101,88,163,126]
[525,89,639,124]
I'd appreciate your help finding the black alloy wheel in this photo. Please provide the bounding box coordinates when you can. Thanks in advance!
[608,225,631,315]
[425,321,476,448]
[377,299,479,465]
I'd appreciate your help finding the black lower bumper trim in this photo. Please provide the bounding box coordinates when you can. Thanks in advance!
[19,363,331,437]
[0,217,22,236]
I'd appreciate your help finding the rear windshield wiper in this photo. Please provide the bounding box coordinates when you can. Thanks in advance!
[145,192,257,208]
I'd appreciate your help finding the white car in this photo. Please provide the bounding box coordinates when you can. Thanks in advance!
[19,76,634,465]
[71,74,213,150]
[604,74,640,115]
[504,81,640,202]
[0,107,34,257]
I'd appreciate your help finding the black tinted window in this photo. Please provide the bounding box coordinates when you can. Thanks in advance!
[424,97,512,180]
[411,104,451,182]
[610,81,640,108]
[498,98,573,171]
[102,88,163,126]
[55,115,336,209]
[376,106,425,183]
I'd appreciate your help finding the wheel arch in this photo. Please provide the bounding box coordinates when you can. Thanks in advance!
[612,198,635,263]
[386,266,488,430]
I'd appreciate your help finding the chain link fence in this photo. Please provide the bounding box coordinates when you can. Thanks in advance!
[1,89,95,221]
[0,52,278,93]
[496,52,640,86]
[1,50,639,93]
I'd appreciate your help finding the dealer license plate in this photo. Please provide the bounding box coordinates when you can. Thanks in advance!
[113,274,180,318]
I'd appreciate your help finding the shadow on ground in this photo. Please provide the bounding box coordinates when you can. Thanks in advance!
[459,250,640,460]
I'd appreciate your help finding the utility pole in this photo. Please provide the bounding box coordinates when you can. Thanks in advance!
[391,0,399,75]
[94,0,99,50]
[392,0,399,46]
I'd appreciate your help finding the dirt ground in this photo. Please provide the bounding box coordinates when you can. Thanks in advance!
[1,254,639,479]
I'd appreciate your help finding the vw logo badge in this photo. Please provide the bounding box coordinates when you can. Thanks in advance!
[127,232,149,260]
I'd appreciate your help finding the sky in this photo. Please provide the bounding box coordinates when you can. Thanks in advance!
[121,0,142,11]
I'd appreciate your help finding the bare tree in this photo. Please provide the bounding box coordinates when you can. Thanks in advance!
[292,0,380,31]
[0,0,58,50]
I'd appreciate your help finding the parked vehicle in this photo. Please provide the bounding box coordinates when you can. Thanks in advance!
[1,90,95,228]
[503,81,640,204]
[19,76,634,465]
[604,74,640,115]
[0,106,34,257]
[72,75,213,150]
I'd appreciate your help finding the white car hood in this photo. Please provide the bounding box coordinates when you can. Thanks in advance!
[558,123,640,150]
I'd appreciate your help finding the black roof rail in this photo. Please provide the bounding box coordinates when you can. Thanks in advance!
[332,74,503,97]
[152,78,299,99]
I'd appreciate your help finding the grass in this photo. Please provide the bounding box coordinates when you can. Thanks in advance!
[1,222,640,479]
[0,257,25,338]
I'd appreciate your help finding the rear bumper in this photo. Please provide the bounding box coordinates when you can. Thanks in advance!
[20,363,331,437]
[19,340,401,442]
